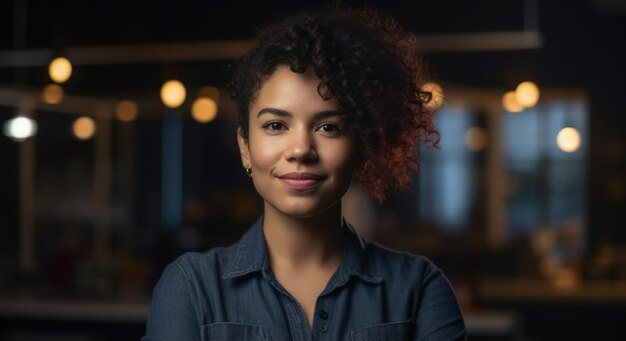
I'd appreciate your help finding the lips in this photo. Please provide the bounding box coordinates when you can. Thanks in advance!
[278,172,327,190]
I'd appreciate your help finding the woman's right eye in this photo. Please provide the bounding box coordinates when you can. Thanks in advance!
[263,121,286,131]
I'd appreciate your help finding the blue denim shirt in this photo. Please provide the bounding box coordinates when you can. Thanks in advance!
[143,217,466,340]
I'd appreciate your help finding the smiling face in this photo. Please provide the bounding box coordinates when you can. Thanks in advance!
[237,66,354,218]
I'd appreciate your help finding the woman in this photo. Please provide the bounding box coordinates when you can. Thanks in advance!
[144,8,466,341]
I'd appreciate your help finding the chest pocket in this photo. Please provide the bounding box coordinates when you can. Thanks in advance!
[350,319,412,341]
[201,322,271,341]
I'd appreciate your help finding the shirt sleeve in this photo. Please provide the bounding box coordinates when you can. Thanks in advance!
[414,260,467,341]
[142,259,201,341]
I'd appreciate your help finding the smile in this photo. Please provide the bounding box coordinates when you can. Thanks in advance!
[278,172,326,190]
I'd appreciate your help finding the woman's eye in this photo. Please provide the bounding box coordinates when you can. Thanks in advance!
[318,123,340,134]
[264,122,285,131]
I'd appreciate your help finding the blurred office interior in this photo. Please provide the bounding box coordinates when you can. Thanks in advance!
[0,0,625,340]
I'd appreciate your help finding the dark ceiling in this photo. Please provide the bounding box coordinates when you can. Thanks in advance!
[0,0,625,96]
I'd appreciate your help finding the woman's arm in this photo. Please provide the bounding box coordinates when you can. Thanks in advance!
[142,261,201,341]
[414,261,467,340]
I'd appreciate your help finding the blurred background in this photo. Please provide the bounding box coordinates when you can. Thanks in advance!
[1,0,625,340]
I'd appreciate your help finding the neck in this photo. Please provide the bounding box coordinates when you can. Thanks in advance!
[262,202,344,270]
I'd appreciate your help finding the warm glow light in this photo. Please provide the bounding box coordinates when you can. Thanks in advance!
[160,80,186,108]
[48,57,72,83]
[556,127,581,153]
[41,84,64,104]
[515,81,540,108]
[192,97,218,123]
[116,100,138,122]
[3,116,37,141]
[465,127,488,151]
[73,116,96,140]
[421,82,444,110]
[198,86,221,104]
[502,91,524,113]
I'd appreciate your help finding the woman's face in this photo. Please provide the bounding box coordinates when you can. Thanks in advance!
[238,66,354,218]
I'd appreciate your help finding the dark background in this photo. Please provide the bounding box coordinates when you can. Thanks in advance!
[1,0,625,340]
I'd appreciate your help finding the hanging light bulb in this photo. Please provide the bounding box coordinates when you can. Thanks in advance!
[515,81,540,108]
[160,80,186,108]
[48,57,73,83]
[3,116,38,141]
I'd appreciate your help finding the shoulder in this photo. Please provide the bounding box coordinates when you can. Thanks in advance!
[360,238,458,299]
[166,243,238,283]
[364,239,443,282]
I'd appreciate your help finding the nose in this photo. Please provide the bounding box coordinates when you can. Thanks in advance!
[286,128,318,163]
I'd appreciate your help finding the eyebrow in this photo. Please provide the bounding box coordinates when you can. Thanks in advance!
[256,107,343,119]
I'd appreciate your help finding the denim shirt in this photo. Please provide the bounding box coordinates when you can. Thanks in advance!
[143,217,466,340]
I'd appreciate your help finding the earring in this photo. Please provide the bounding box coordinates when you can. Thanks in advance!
[246,167,253,178]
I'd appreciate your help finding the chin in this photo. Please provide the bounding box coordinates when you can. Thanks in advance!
[266,196,340,219]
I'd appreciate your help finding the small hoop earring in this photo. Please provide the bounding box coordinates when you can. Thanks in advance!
[246,167,253,178]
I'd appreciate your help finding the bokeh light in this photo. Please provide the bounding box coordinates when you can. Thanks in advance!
[502,91,524,113]
[556,127,581,153]
[41,84,65,104]
[198,86,221,104]
[3,116,38,141]
[515,81,540,108]
[115,100,139,122]
[48,57,73,84]
[465,127,488,151]
[421,82,444,110]
[192,97,218,123]
[73,116,96,140]
[160,80,186,108]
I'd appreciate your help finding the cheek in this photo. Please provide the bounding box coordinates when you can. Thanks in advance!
[322,140,355,174]
[249,135,283,168]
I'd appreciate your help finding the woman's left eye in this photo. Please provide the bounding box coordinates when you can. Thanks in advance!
[317,123,340,134]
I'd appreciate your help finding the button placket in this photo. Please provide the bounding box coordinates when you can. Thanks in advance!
[315,308,329,334]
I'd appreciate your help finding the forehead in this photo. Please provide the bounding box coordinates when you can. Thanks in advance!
[251,66,341,114]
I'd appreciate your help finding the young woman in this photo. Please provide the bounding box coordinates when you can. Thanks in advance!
[144,8,466,341]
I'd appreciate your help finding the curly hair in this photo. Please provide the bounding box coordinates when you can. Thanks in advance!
[230,8,439,202]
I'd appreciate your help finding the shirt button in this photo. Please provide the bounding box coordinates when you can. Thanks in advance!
[318,310,329,320]
[318,324,328,332]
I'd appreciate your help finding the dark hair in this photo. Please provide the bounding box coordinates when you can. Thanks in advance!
[230,8,439,202]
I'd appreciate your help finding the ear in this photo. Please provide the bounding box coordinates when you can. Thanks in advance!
[237,127,251,168]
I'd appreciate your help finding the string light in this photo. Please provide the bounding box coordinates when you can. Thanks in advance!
[115,100,138,122]
[160,80,186,108]
[465,127,488,151]
[198,86,221,104]
[515,81,540,108]
[556,127,581,153]
[48,57,73,84]
[502,91,524,113]
[192,97,218,123]
[2,116,38,141]
[73,116,96,140]
[421,82,444,110]
[41,84,64,104]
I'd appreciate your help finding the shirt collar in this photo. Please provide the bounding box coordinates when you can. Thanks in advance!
[222,215,383,285]
[222,216,267,279]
